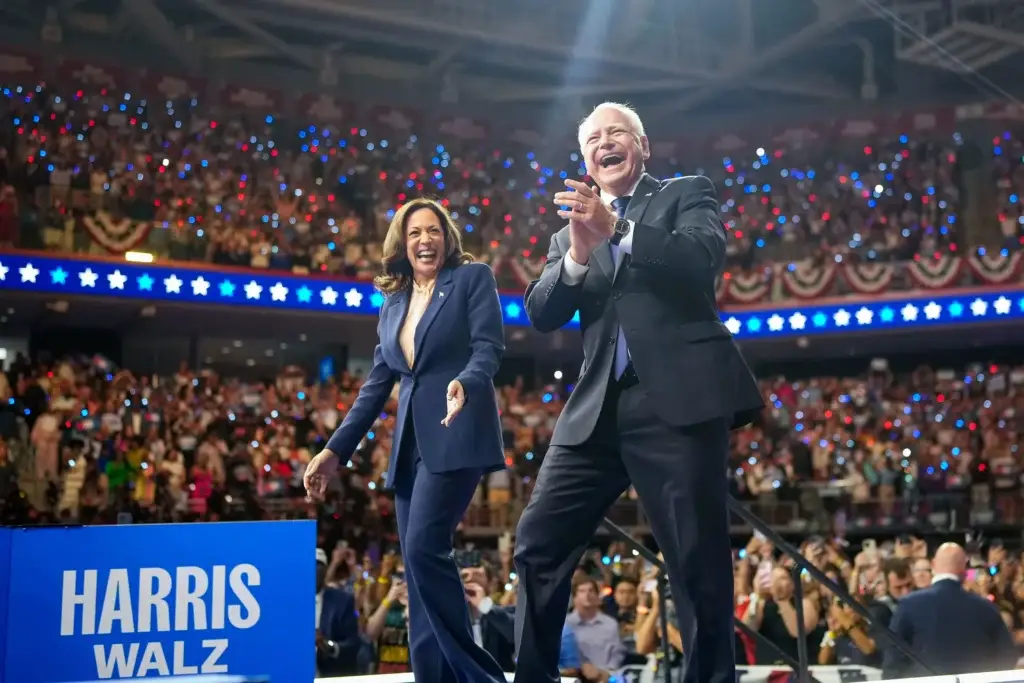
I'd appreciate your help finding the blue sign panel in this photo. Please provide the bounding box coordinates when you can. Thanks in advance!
[4,521,315,683]
[0,527,10,683]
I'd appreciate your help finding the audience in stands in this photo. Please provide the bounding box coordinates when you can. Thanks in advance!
[4,80,1024,677]
[4,350,1024,674]
[0,84,985,294]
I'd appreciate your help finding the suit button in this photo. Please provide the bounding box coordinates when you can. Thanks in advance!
[613,292,622,300]
[609,337,615,344]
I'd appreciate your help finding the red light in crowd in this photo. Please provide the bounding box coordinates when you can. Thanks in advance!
[863,146,872,155]
[504,214,512,222]
[482,198,490,206]
[490,240,499,248]
[398,193,406,201]
[822,212,831,221]
[504,227,512,235]
[884,421,893,429]
[937,394,945,402]
[723,272,732,280]
[529,236,537,244]
[772,207,781,215]
[824,410,833,418]
[969,422,977,431]
[210,121,217,129]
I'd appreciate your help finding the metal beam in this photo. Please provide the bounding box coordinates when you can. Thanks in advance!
[649,0,865,117]
[238,7,573,78]
[262,0,726,82]
[237,1,851,105]
[190,0,317,70]
[480,71,847,104]
[121,0,202,72]
[956,21,1024,54]
[422,43,464,78]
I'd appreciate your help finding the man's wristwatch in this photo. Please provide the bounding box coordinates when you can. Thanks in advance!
[610,218,630,246]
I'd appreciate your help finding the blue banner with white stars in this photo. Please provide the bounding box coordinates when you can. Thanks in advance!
[2,252,1023,337]
[0,252,544,327]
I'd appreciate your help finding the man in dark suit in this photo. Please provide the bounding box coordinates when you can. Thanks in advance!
[513,102,763,683]
[315,548,361,676]
[465,575,517,671]
[882,543,1017,678]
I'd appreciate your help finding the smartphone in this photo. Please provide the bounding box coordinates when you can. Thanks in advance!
[863,539,877,553]
[643,579,657,592]
[392,571,404,583]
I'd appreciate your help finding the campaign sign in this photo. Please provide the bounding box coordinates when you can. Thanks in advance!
[3,521,315,683]
[0,526,10,681]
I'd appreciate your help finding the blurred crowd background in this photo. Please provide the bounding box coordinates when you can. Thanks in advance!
[3,0,1024,678]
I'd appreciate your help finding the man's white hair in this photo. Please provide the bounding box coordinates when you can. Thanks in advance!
[577,101,646,147]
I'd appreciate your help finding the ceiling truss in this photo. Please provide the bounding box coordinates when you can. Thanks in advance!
[35,0,880,114]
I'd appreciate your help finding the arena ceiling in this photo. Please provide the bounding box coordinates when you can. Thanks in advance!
[2,0,1022,125]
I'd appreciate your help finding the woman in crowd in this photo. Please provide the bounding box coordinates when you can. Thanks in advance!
[304,197,507,683]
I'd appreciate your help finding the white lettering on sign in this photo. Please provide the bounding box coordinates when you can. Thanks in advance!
[61,564,261,635]
[93,639,229,679]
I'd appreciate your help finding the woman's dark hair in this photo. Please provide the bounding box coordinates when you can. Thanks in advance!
[374,197,473,295]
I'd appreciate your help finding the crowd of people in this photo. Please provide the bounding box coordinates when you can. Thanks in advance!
[2,349,1024,675]
[3,77,1024,678]
[3,352,1023,535]
[0,83,993,290]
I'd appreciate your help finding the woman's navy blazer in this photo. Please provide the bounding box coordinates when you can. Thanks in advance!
[325,262,507,488]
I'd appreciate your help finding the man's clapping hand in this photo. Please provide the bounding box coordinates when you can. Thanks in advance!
[553,180,616,265]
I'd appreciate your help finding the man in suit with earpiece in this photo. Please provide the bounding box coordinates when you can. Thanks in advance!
[512,102,764,683]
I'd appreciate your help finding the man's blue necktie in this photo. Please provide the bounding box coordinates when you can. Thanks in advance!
[612,196,631,220]
[609,196,631,379]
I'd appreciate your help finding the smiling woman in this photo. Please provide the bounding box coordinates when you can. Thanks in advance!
[303,195,509,683]
[374,197,474,296]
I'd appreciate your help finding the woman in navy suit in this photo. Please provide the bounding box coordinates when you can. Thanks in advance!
[304,197,508,683]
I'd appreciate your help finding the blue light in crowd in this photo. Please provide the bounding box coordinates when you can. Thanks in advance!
[2,254,1023,336]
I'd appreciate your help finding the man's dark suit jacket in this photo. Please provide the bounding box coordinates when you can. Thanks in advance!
[317,587,362,676]
[479,604,517,671]
[882,578,1017,678]
[525,172,763,446]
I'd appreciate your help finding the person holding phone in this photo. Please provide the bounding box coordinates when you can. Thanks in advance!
[304,198,507,683]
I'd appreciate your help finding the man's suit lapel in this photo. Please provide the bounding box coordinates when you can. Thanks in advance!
[625,173,659,226]
[592,239,615,282]
[611,173,659,283]
[413,267,455,363]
